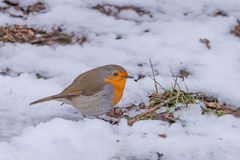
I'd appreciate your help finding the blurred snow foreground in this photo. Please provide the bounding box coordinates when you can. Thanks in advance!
[0,0,239,159]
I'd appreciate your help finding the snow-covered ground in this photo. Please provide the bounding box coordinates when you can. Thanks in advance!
[0,0,240,159]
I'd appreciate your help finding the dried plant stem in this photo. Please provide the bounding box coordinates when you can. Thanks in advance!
[149,77,166,90]
[173,74,179,90]
[128,96,177,126]
[149,58,158,94]
[184,83,189,93]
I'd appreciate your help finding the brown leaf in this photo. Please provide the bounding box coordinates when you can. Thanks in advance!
[154,112,176,123]
[158,134,167,139]
[178,69,191,81]
[231,24,240,37]
[205,102,221,110]
[106,107,124,118]
[199,38,211,49]
[3,0,18,6]
[26,2,45,14]
[231,110,240,118]
[35,73,51,80]
[93,4,152,20]
[213,10,228,17]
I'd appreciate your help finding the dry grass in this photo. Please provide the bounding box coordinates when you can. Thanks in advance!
[127,75,240,125]
[0,25,86,45]
[231,23,240,37]
[0,0,46,18]
[92,4,152,20]
[104,63,240,126]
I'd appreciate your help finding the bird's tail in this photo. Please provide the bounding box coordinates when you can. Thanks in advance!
[30,95,59,105]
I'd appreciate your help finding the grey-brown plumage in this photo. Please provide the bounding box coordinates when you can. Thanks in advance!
[30,64,131,116]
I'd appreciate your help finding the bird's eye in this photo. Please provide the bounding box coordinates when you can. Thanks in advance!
[113,72,118,76]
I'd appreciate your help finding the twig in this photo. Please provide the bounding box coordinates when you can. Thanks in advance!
[149,77,166,90]
[128,96,177,126]
[173,74,179,90]
[176,81,181,91]
[149,58,158,94]
[184,83,189,93]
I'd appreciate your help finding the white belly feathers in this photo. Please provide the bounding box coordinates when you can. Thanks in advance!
[59,85,114,116]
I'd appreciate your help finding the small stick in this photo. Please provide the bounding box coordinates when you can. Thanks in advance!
[184,83,189,93]
[128,96,177,126]
[149,58,158,94]
[149,77,166,90]
[173,74,179,90]
[176,81,181,91]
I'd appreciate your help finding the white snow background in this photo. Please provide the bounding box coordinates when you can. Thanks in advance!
[0,0,240,159]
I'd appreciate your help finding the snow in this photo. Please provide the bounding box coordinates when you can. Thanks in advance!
[0,0,240,159]
[0,110,239,160]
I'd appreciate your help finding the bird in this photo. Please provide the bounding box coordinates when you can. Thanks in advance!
[30,64,133,117]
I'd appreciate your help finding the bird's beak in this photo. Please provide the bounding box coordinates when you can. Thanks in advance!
[124,75,134,79]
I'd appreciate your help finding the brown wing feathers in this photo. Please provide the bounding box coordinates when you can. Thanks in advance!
[30,67,104,105]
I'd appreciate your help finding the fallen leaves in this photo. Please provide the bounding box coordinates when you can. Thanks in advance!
[199,38,211,49]
[103,60,240,126]
[0,67,21,77]
[201,95,240,118]
[35,72,51,80]
[128,92,239,126]
[0,0,46,18]
[158,134,167,139]
[104,85,240,126]
[0,25,35,43]
[154,112,176,123]
[0,25,86,45]
[213,10,228,17]
[106,107,124,119]
[93,4,152,20]
[178,69,191,81]
[231,23,240,37]
[26,2,45,14]
[0,2,84,46]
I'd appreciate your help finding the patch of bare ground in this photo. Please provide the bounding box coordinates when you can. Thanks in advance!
[0,0,46,18]
[0,25,86,45]
[92,4,152,21]
[105,80,240,126]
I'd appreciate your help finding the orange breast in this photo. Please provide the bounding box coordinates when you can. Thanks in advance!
[104,78,127,106]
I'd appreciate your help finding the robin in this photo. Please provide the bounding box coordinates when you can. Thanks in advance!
[30,64,133,117]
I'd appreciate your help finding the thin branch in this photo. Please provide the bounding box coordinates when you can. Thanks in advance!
[149,77,166,91]
[176,81,181,91]
[173,74,179,90]
[184,83,189,93]
[149,58,158,94]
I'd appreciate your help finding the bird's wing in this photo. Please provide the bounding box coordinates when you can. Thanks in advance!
[57,71,105,98]
[30,67,107,105]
